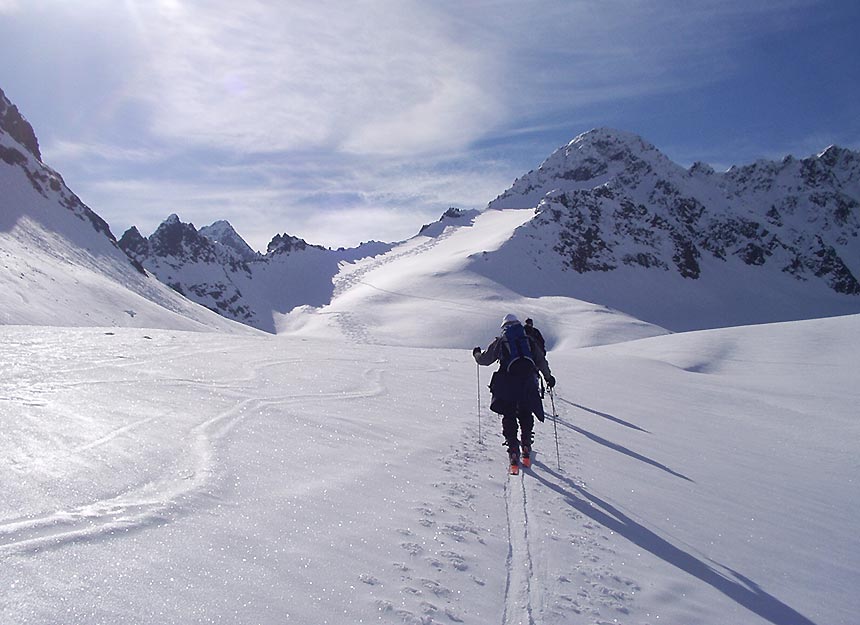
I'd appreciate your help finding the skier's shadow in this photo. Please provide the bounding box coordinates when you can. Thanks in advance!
[552,415,693,482]
[527,462,818,625]
[556,397,650,433]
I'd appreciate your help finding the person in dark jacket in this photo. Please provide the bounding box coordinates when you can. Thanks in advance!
[524,318,546,355]
[473,314,555,468]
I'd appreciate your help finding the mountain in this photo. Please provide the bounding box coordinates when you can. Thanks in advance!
[281,206,667,348]
[475,128,860,330]
[0,88,253,333]
[120,130,859,335]
[120,216,394,333]
[199,220,260,262]
[6,79,858,338]
[417,206,482,237]
[119,215,258,327]
[5,200,858,621]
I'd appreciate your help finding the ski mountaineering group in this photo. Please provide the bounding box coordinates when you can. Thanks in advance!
[473,315,556,475]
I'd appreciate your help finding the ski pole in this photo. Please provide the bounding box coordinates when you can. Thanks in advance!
[476,362,483,445]
[549,387,561,470]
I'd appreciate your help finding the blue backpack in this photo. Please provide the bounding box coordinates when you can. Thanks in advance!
[501,323,536,375]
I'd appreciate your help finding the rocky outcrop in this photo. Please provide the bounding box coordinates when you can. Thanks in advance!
[490,128,859,295]
[0,87,41,161]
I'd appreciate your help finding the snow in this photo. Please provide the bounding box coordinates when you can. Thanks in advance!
[2,312,857,624]
[2,200,858,623]
[280,208,666,349]
[0,134,253,334]
[2,120,859,623]
[473,130,860,332]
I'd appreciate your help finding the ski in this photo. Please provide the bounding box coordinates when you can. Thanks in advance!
[521,447,534,469]
[509,451,520,475]
[521,456,531,469]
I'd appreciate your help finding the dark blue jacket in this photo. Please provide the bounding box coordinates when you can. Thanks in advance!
[473,326,552,418]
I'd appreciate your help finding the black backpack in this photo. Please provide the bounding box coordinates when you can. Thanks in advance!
[501,323,536,375]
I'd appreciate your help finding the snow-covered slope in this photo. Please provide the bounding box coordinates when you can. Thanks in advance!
[477,128,860,330]
[1,312,856,624]
[0,91,255,333]
[284,206,667,348]
[118,130,859,335]
[2,88,857,625]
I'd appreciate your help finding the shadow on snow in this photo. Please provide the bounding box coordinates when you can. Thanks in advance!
[556,396,651,433]
[553,414,693,482]
[528,462,818,625]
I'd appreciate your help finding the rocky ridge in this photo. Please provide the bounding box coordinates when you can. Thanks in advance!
[488,128,859,296]
[119,216,394,333]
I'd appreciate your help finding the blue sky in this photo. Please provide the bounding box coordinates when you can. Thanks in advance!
[2,0,859,251]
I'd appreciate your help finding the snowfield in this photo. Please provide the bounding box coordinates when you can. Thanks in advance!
[3,88,859,624]
[2,312,857,625]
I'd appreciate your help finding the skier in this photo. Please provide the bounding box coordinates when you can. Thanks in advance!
[473,314,555,472]
[524,318,547,355]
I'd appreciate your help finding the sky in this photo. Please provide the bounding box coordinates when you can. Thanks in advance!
[2,0,859,251]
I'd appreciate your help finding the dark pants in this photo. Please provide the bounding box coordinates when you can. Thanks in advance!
[501,407,533,454]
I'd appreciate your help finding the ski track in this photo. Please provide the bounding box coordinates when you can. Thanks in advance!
[0,357,386,558]
[361,419,501,625]
[492,395,646,624]
[332,230,454,300]
[533,398,644,623]
[503,471,537,625]
[72,415,159,453]
[328,232,457,344]
[0,396,261,557]
[4,329,644,623]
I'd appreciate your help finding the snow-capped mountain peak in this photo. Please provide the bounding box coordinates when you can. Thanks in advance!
[199,220,260,262]
[560,127,662,163]
[489,128,689,210]
[475,129,860,330]
[266,232,325,256]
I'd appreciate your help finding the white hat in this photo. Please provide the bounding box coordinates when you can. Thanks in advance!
[501,313,520,327]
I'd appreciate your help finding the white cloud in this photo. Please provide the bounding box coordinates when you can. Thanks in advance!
[43,140,165,164]
[123,0,505,157]
[32,1,829,164]
[72,146,519,251]
[12,0,850,254]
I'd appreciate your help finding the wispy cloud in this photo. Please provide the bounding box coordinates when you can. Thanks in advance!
[72,147,517,251]
[44,140,166,164]
[127,0,807,157]
[6,0,855,249]
[123,0,505,157]
[463,0,824,117]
